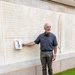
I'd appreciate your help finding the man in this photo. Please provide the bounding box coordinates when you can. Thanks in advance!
[22,23,58,75]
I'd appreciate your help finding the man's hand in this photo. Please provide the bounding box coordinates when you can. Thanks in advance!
[53,46,57,61]
[52,55,56,61]
[22,43,26,47]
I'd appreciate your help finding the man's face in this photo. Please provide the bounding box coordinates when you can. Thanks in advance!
[44,23,51,33]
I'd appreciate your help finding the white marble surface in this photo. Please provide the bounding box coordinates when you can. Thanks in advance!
[0,1,75,66]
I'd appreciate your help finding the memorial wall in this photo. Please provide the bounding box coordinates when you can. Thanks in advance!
[0,1,75,65]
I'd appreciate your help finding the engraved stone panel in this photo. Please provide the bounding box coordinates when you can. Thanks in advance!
[1,1,59,64]
[0,2,5,65]
[64,14,75,53]
[0,1,75,65]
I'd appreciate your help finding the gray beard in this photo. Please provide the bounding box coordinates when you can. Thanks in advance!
[45,30,50,33]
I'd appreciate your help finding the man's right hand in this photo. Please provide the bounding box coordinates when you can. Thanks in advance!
[22,43,26,47]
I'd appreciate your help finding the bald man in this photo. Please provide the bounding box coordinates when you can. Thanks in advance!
[22,23,58,75]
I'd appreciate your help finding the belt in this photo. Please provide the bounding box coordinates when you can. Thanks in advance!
[41,50,53,52]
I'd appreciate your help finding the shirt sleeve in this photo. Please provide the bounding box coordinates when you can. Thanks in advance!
[53,36,58,46]
[34,35,40,44]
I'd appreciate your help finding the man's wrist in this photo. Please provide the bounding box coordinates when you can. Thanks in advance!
[53,54,57,56]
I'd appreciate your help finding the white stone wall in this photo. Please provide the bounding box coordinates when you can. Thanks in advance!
[0,1,59,65]
[0,1,75,75]
[0,1,75,66]
[64,14,75,52]
[0,1,5,65]
[0,0,75,15]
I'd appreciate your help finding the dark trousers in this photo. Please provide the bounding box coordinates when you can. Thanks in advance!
[40,51,53,75]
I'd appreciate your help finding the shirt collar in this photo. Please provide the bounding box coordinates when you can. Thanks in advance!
[44,32,50,37]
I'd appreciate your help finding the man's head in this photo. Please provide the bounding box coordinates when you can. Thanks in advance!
[44,23,51,34]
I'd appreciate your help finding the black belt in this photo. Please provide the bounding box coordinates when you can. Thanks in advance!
[41,50,53,52]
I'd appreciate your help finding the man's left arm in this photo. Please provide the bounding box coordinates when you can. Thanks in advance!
[52,36,58,61]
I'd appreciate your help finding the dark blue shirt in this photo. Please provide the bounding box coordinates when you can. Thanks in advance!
[34,32,58,51]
